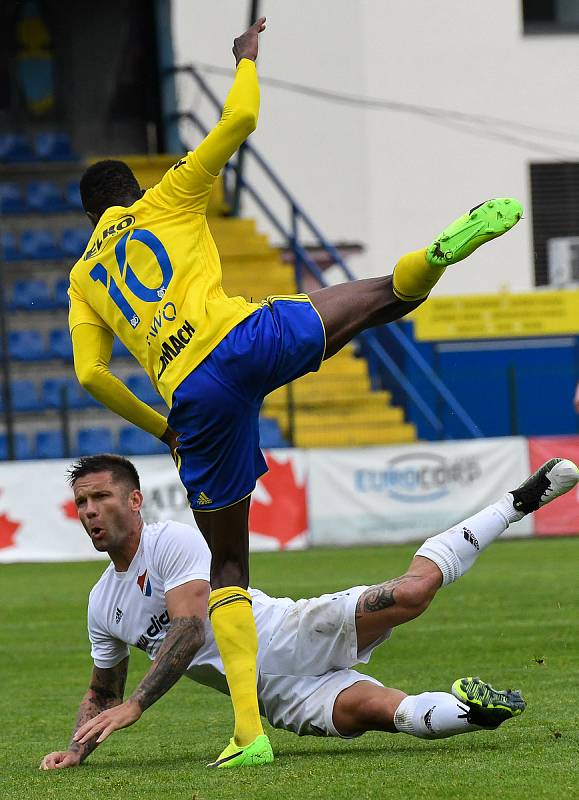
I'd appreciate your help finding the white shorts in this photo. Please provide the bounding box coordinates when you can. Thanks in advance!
[257,586,392,738]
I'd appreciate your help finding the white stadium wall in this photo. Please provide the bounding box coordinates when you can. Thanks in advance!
[171,0,579,294]
[1,437,577,563]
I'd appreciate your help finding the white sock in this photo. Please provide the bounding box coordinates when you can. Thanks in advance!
[394,692,480,739]
[415,494,521,587]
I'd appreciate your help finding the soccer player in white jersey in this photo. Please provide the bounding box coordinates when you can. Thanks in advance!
[40,454,578,770]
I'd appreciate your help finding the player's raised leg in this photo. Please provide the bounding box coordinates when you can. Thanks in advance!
[309,198,523,358]
[194,499,273,769]
[331,457,577,739]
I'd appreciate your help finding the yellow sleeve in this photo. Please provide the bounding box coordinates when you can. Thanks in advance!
[68,278,110,333]
[149,58,259,213]
[72,324,168,439]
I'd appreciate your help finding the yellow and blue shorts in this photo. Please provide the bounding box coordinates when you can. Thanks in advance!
[168,295,325,511]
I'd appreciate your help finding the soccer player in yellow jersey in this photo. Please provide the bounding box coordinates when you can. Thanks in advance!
[69,17,523,769]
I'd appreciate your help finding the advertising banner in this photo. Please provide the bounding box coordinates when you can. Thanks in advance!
[528,436,579,536]
[0,450,309,563]
[308,438,532,547]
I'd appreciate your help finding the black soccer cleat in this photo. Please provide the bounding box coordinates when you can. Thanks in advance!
[451,676,526,729]
[510,458,578,515]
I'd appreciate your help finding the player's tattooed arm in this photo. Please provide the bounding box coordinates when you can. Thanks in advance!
[129,616,205,711]
[47,659,128,766]
[40,660,128,769]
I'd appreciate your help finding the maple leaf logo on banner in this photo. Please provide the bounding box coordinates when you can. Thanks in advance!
[0,512,21,549]
[61,499,78,520]
[249,454,308,549]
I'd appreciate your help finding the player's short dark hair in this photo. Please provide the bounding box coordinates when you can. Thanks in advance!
[67,454,141,491]
[79,159,141,219]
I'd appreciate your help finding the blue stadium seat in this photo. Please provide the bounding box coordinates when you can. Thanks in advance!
[1,232,20,261]
[54,278,70,309]
[61,227,90,259]
[34,132,76,162]
[27,180,68,213]
[77,427,115,456]
[42,378,81,410]
[112,338,131,358]
[20,229,62,260]
[119,427,166,456]
[127,374,160,405]
[0,433,34,460]
[9,330,46,361]
[9,279,54,311]
[65,180,83,210]
[0,183,27,214]
[0,134,34,163]
[48,328,73,360]
[35,430,66,459]
[11,380,41,411]
[259,417,289,448]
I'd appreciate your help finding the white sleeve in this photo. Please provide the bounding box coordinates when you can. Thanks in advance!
[151,522,211,594]
[88,597,130,669]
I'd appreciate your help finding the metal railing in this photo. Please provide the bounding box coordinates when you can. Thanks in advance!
[167,64,482,439]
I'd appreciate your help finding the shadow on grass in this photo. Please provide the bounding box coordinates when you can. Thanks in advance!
[84,737,509,771]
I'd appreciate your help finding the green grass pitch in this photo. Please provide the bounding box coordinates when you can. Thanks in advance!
[1,537,578,800]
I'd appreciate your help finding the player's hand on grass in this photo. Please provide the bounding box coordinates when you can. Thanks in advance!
[233,16,266,65]
[73,699,142,746]
[39,750,81,770]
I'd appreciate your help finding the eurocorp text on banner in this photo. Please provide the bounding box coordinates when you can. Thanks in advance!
[0,450,308,563]
[308,438,532,547]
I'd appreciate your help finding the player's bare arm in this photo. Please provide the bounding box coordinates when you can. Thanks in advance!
[73,580,209,746]
[232,16,266,64]
[39,658,128,769]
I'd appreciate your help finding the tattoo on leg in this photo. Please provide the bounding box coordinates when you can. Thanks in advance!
[356,577,408,617]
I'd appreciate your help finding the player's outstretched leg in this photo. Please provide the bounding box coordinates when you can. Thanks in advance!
[416,458,578,587]
[309,198,523,358]
[352,458,578,650]
[332,676,525,739]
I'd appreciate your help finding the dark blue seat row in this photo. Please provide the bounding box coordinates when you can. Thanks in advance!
[6,329,132,361]
[1,228,90,261]
[9,278,70,311]
[0,426,168,460]
[0,181,83,214]
[2,374,159,411]
[0,378,100,412]
[0,132,77,163]
[0,418,287,460]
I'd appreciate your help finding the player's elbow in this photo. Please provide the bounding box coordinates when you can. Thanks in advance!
[75,361,100,394]
[231,106,258,137]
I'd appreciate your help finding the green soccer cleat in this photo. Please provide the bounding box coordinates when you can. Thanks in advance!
[426,198,523,267]
[451,676,526,729]
[206,734,274,769]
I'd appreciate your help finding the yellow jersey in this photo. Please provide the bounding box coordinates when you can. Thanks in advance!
[69,59,261,415]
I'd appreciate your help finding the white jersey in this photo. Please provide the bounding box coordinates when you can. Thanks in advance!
[87,521,294,695]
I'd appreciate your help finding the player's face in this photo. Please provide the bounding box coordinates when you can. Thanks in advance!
[73,471,142,552]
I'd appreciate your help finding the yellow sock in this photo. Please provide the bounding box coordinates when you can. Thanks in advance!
[209,586,264,747]
[393,248,446,301]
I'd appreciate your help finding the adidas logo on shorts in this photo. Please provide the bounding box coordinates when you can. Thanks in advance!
[463,527,480,550]
[197,491,213,506]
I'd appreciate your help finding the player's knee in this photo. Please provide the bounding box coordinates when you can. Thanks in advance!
[396,574,438,619]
